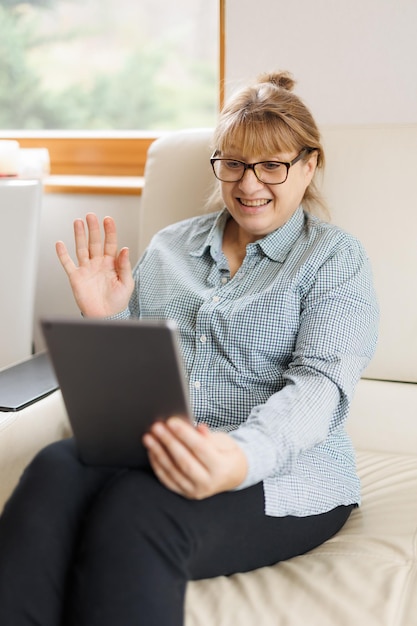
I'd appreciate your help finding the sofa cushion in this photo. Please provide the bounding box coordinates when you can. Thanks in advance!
[185,450,417,626]
[347,378,417,455]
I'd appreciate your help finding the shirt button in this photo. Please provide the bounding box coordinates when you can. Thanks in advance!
[212,295,220,303]
[200,334,207,344]
[221,276,228,284]
[193,381,201,390]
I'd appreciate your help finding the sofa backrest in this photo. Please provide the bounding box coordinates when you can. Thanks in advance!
[139,128,215,253]
[139,125,417,388]
[321,126,417,385]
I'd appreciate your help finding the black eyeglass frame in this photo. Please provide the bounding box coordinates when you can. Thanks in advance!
[210,148,313,185]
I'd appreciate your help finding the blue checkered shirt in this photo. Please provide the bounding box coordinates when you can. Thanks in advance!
[116,207,379,516]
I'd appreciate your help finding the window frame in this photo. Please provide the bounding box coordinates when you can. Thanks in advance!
[0,0,225,194]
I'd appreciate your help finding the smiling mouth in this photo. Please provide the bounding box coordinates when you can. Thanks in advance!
[238,198,271,207]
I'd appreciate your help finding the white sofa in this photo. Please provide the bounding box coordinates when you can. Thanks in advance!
[1,125,416,625]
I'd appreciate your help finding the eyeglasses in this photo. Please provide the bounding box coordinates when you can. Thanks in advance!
[210,148,311,185]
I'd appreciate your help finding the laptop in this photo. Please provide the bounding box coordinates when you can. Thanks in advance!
[41,316,192,467]
[0,351,58,412]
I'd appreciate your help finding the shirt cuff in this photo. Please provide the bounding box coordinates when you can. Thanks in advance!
[229,426,278,490]
[105,307,131,321]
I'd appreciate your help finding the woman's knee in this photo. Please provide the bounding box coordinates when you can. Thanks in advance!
[31,437,77,469]
[14,438,113,514]
[18,438,80,490]
[82,469,195,560]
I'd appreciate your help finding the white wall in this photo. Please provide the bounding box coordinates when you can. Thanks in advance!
[225,0,417,124]
[30,0,417,353]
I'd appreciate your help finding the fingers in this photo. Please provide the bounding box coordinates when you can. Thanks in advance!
[144,419,249,498]
[147,442,199,497]
[84,213,103,260]
[102,215,119,258]
[73,217,89,265]
[56,240,77,277]
[116,246,134,286]
[157,418,211,468]
[73,214,119,265]
[143,419,212,498]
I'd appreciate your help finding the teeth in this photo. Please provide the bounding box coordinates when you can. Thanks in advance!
[240,198,270,207]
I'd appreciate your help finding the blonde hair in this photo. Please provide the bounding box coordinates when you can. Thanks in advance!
[212,71,328,218]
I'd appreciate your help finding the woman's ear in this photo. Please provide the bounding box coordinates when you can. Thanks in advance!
[304,151,318,185]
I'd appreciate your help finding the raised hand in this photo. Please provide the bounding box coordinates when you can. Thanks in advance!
[56,213,135,318]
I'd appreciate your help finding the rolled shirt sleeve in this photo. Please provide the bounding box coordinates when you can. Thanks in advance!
[230,237,379,491]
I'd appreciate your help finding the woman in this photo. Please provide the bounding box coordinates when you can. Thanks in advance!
[0,72,378,625]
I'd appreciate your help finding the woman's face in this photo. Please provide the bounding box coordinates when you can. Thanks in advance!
[220,148,317,243]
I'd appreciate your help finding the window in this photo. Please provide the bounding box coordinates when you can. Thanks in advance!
[0,0,223,186]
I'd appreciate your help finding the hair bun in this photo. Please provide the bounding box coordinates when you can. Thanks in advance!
[257,71,296,92]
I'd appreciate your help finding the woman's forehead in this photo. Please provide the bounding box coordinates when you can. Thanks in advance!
[218,147,294,162]
[217,138,295,160]
[217,120,297,157]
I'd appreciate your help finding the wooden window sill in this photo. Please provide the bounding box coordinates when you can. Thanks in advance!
[43,175,145,195]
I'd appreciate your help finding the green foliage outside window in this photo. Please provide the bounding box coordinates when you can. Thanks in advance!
[0,0,218,130]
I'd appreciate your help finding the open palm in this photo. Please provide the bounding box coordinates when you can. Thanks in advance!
[56,213,134,318]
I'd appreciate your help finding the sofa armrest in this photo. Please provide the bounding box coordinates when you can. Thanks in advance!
[0,390,70,511]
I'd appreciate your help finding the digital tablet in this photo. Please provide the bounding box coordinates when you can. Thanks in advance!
[41,316,192,467]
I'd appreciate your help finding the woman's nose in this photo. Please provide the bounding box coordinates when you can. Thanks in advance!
[238,167,264,192]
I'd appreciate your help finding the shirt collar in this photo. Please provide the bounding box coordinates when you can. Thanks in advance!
[256,207,306,262]
[190,206,306,262]
[189,209,229,259]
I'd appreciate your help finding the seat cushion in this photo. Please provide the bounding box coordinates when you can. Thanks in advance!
[185,450,417,626]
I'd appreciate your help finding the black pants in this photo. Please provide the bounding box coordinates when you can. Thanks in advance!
[0,439,353,626]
